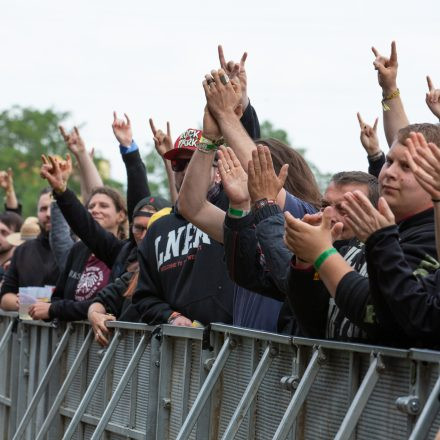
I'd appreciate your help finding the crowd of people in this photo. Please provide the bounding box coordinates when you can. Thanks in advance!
[1,42,440,350]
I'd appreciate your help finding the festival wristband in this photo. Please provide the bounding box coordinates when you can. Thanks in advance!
[314,247,338,271]
[228,207,251,218]
[382,89,400,111]
[167,311,182,324]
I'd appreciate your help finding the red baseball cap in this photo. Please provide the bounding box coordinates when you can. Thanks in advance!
[163,128,202,161]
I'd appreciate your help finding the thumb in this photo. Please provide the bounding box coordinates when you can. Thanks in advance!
[331,222,344,241]
[378,197,395,223]
[7,168,13,179]
[373,61,386,75]
[278,164,289,189]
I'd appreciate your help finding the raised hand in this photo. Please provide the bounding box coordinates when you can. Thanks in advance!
[218,44,249,108]
[203,106,222,141]
[112,112,133,147]
[284,208,340,264]
[372,41,398,95]
[218,146,250,209]
[40,154,72,194]
[357,113,380,156]
[149,118,174,158]
[404,131,440,200]
[341,191,395,242]
[0,168,14,192]
[247,145,288,203]
[203,69,242,121]
[59,126,86,156]
[426,76,440,119]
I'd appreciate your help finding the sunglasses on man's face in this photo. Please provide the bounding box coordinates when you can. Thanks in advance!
[171,159,191,172]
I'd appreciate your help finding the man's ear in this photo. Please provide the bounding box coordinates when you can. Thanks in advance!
[214,168,221,184]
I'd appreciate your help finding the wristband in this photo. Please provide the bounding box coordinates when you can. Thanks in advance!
[382,89,400,111]
[314,247,338,271]
[228,207,251,218]
[367,150,383,161]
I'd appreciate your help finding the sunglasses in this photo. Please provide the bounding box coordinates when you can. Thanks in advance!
[171,159,191,172]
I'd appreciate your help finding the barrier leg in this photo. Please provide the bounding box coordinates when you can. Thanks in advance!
[221,343,277,440]
[36,328,93,440]
[409,368,440,440]
[61,329,122,440]
[334,354,385,440]
[12,324,72,440]
[90,333,150,440]
[176,336,235,440]
[272,346,326,440]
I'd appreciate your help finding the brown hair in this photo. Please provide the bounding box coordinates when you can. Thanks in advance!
[85,186,128,240]
[255,138,322,208]
[397,123,440,147]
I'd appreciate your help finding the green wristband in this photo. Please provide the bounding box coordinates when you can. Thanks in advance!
[228,207,250,218]
[313,247,338,271]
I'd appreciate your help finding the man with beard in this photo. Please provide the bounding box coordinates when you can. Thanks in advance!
[0,188,59,310]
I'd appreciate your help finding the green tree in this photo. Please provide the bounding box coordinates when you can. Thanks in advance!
[260,119,331,192]
[0,106,122,217]
[143,145,171,199]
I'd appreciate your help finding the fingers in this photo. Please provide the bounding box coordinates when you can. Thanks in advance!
[124,113,130,125]
[371,46,379,58]
[278,164,289,188]
[250,148,261,175]
[373,117,379,132]
[149,118,157,136]
[218,159,229,181]
[378,197,395,223]
[247,158,255,183]
[321,207,333,230]
[113,111,117,122]
[390,40,397,64]
[257,145,268,172]
[427,75,435,91]
[59,125,68,141]
[218,44,227,69]
[356,112,364,128]
[240,52,248,68]
[166,121,171,137]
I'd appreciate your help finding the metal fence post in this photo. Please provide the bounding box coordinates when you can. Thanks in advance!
[90,333,151,440]
[12,323,73,440]
[334,353,385,440]
[221,342,278,440]
[176,336,235,440]
[61,329,122,440]
[272,346,327,440]
[36,328,94,440]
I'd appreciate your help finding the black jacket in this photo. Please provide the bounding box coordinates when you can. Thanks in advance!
[49,148,149,321]
[365,222,440,347]
[0,232,59,296]
[288,208,437,346]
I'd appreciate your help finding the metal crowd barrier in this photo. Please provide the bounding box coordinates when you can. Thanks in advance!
[1,310,440,439]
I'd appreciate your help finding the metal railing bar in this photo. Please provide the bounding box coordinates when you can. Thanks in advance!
[0,320,14,357]
[61,329,122,440]
[222,343,276,440]
[12,323,73,440]
[90,333,151,440]
[409,370,440,440]
[106,321,155,332]
[35,328,94,440]
[161,324,205,340]
[59,407,145,440]
[0,395,11,406]
[272,346,326,440]
[334,354,384,440]
[176,336,235,440]
[210,323,291,345]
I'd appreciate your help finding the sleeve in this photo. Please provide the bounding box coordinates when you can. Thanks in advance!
[0,248,20,296]
[254,206,292,294]
[49,201,75,272]
[93,271,132,317]
[240,102,260,140]
[121,147,151,223]
[368,152,385,178]
[132,232,173,324]
[286,259,330,338]
[223,212,284,300]
[54,188,123,268]
[4,202,22,216]
[365,226,440,340]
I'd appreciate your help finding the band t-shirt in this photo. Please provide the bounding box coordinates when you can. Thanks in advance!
[74,255,111,301]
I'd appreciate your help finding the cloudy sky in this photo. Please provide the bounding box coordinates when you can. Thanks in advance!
[2,0,440,183]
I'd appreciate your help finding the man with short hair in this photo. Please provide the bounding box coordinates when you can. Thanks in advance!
[284,123,440,346]
[0,188,59,311]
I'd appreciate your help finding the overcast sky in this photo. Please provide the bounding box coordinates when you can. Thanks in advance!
[2,0,440,183]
